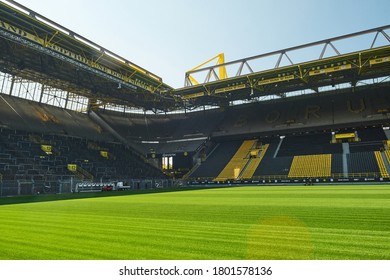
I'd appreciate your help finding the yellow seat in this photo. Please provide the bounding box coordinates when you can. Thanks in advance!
[288,154,332,178]
[214,140,256,181]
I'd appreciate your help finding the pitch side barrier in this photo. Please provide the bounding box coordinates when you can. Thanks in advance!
[187,177,390,186]
[74,179,173,193]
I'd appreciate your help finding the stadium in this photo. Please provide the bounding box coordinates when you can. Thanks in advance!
[0,0,390,260]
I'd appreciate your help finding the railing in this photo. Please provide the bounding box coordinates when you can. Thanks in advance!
[190,172,384,182]
[374,151,389,178]
[67,164,94,181]
[214,140,256,181]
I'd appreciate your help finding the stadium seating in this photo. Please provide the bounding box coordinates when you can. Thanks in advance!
[252,137,293,178]
[0,128,166,185]
[240,144,269,179]
[374,151,389,178]
[347,152,379,175]
[348,128,386,153]
[253,156,293,177]
[277,133,342,157]
[384,150,390,166]
[331,154,344,175]
[190,140,242,179]
[2,84,390,188]
[214,140,257,181]
[288,154,332,178]
[191,126,389,181]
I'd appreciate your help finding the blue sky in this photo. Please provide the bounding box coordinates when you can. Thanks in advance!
[12,0,390,88]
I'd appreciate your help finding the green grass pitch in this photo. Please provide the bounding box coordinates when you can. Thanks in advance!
[0,185,389,260]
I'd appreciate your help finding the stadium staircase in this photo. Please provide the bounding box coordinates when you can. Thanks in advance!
[67,164,94,181]
[240,144,269,179]
[376,151,390,178]
[341,143,350,177]
[182,143,221,180]
[288,154,332,178]
[384,150,390,166]
[213,140,256,181]
[273,137,284,158]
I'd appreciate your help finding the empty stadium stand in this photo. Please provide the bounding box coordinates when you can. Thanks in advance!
[3,87,389,189]
[190,126,390,182]
[240,144,269,180]
[347,152,380,175]
[0,127,166,192]
[214,140,257,181]
[374,151,389,178]
[190,140,243,179]
[331,154,344,175]
[0,2,389,192]
[288,154,332,178]
[349,127,387,152]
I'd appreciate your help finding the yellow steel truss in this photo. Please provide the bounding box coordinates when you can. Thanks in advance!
[187,53,228,85]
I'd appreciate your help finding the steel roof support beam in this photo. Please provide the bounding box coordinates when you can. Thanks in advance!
[185,25,390,86]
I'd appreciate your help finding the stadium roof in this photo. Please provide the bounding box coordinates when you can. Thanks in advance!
[0,0,176,111]
[175,26,390,109]
[0,0,389,112]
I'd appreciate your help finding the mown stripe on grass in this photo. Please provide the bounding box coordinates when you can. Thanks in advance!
[0,185,389,259]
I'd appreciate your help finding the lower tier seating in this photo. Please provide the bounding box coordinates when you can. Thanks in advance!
[288,154,332,178]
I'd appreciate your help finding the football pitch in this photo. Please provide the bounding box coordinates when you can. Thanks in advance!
[0,185,389,260]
